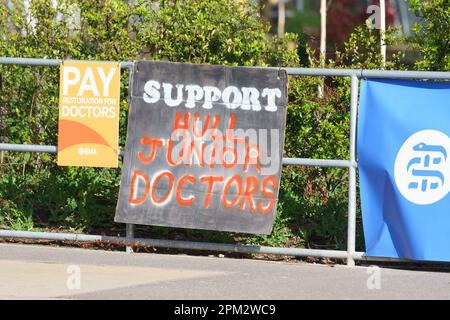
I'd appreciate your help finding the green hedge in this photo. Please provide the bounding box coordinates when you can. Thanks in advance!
[0,0,446,251]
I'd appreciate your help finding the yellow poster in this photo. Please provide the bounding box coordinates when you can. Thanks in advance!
[57,61,120,168]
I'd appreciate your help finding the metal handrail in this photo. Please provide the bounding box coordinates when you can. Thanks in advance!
[1,57,449,266]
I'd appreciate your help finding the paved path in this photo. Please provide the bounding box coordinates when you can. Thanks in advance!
[0,243,449,299]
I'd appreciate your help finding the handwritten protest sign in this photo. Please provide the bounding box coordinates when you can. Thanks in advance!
[115,61,287,234]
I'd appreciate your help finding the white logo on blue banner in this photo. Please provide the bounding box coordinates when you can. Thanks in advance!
[394,130,449,205]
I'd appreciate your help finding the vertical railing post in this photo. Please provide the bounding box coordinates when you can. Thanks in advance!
[126,223,135,253]
[347,75,359,266]
[124,62,135,254]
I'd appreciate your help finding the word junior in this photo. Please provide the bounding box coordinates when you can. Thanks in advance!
[137,111,267,170]
[127,111,278,214]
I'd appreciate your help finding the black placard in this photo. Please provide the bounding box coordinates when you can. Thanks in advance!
[115,61,287,234]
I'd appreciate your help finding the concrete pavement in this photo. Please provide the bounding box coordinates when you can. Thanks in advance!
[0,243,449,299]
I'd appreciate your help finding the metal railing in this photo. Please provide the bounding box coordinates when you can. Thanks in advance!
[1,57,449,266]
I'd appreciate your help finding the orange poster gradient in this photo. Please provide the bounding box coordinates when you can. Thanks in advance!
[57,61,120,168]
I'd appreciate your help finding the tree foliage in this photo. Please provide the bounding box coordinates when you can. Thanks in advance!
[0,0,446,252]
[408,0,450,71]
[0,0,300,234]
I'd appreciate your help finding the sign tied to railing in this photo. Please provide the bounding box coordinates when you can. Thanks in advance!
[57,61,120,167]
[358,79,450,262]
[115,61,288,234]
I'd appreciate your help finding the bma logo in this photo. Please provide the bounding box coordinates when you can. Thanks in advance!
[394,130,450,205]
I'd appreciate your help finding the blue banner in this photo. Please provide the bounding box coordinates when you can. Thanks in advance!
[358,79,450,262]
